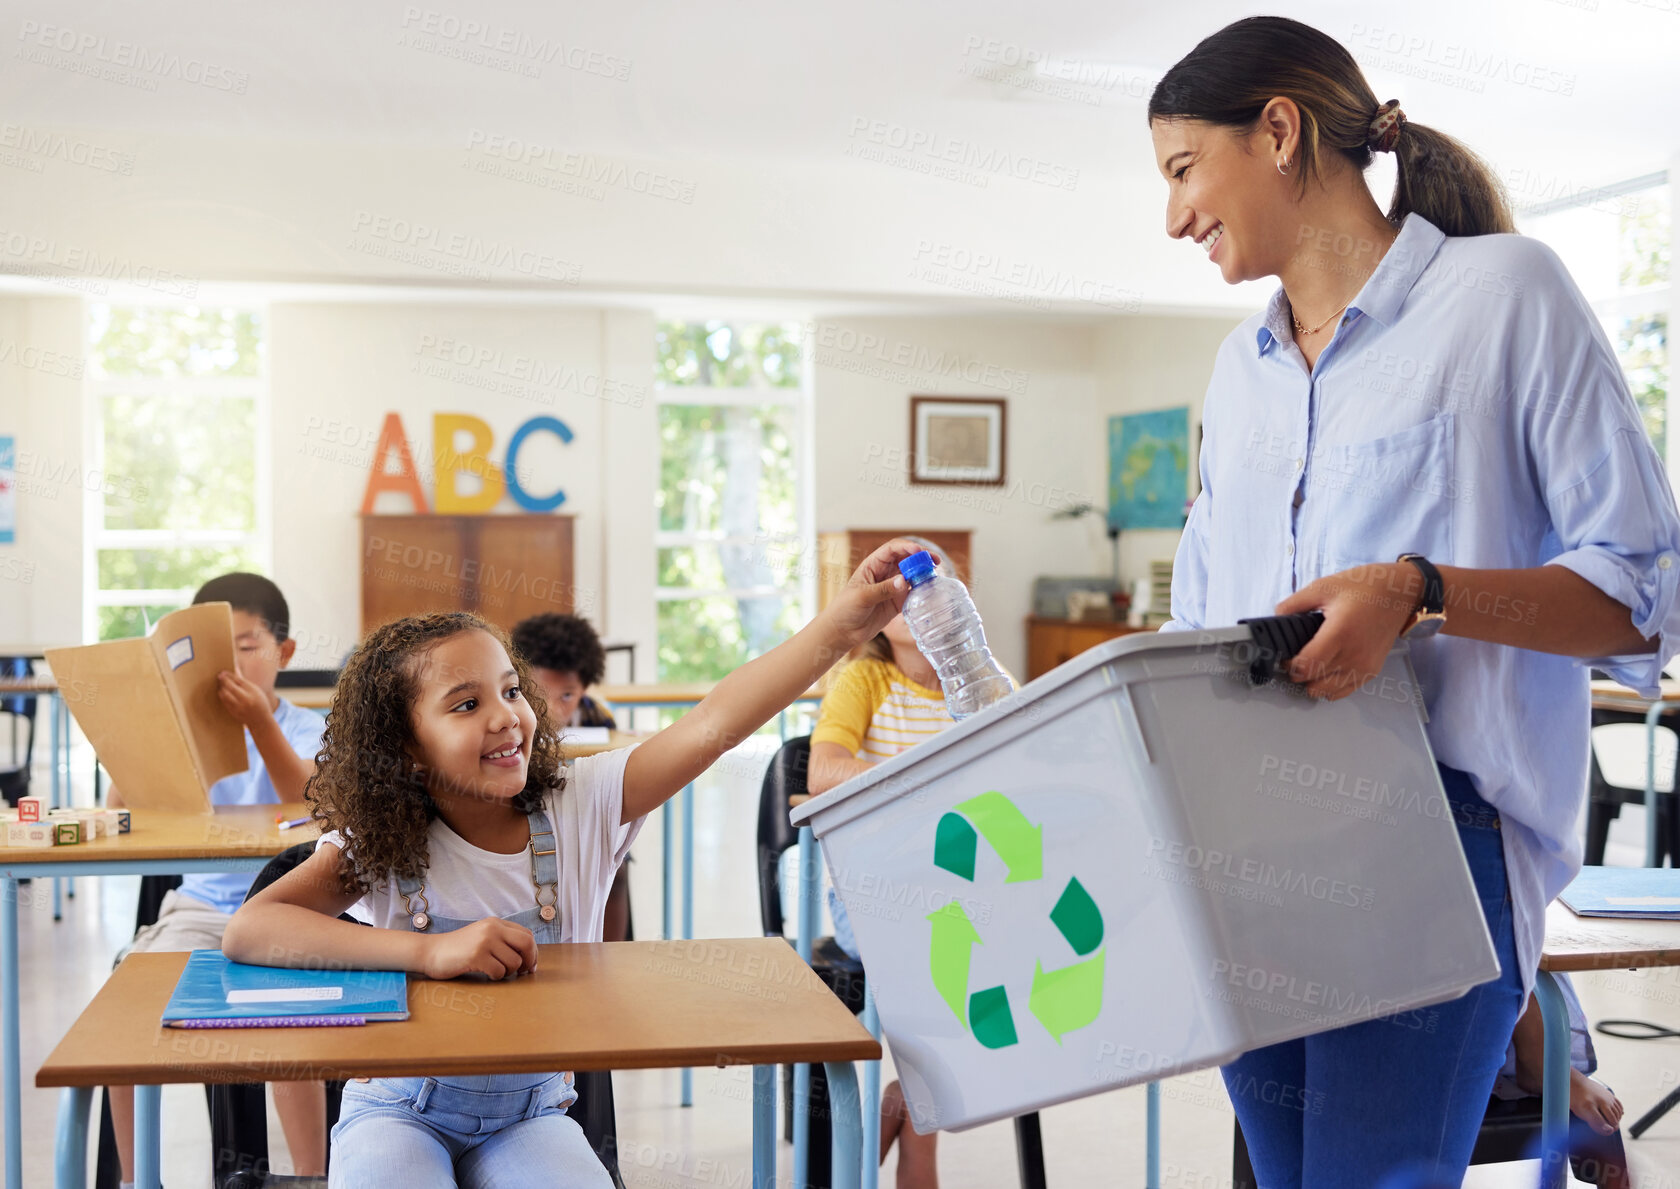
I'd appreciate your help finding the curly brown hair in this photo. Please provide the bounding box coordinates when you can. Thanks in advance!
[307,611,567,895]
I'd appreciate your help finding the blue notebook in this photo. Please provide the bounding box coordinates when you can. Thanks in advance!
[162,950,410,1028]
[1559,866,1680,920]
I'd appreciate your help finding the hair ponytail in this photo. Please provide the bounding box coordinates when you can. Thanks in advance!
[1148,16,1514,237]
[1386,120,1513,236]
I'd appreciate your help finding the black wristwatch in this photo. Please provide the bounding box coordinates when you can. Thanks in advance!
[1396,553,1446,639]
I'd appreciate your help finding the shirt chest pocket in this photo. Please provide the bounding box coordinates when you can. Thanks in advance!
[1309,412,1456,575]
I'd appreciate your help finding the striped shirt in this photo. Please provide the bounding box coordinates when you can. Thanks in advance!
[811,657,955,761]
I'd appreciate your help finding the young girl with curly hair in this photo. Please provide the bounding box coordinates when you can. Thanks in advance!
[224,539,931,1187]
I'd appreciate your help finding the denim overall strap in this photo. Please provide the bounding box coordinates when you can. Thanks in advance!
[527,807,560,923]
[396,806,561,932]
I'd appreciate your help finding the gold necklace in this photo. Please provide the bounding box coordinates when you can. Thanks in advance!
[1291,300,1351,337]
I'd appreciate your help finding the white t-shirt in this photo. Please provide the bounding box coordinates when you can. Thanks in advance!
[319,746,642,943]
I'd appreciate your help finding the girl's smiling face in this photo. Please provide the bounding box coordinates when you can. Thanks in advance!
[407,629,537,805]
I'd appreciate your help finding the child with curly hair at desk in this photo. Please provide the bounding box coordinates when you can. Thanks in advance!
[224,539,930,1188]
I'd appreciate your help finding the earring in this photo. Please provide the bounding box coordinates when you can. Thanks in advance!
[1276,156,1291,175]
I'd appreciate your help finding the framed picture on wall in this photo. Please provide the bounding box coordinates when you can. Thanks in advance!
[909,396,1007,486]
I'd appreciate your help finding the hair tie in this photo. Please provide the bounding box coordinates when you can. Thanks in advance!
[1368,100,1405,153]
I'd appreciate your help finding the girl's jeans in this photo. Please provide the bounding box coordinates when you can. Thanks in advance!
[328,1072,611,1188]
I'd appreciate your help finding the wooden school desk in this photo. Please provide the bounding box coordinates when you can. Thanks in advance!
[594,681,825,1107]
[1536,895,1680,1189]
[0,676,78,917]
[1589,678,1680,867]
[0,803,318,1189]
[38,938,881,1189]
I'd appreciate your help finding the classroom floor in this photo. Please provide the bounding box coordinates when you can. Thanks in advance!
[2,729,1678,1187]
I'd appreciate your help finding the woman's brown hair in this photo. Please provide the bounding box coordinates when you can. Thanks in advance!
[307,611,567,895]
[1148,16,1513,237]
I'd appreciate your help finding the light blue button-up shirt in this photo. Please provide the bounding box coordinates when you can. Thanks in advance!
[178,697,326,914]
[1162,213,1680,993]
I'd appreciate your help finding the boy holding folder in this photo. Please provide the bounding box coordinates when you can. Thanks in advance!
[106,572,328,1185]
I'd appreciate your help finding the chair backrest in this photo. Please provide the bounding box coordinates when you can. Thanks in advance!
[756,735,811,938]
[0,657,37,769]
[275,669,340,689]
[243,840,323,904]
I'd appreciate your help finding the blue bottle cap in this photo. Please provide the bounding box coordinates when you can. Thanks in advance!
[898,550,936,584]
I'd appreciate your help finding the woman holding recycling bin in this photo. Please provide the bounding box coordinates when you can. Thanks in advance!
[1148,15,1680,1186]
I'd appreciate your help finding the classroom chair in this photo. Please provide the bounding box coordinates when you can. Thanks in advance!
[756,735,1049,1189]
[272,669,341,690]
[1583,713,1679,868]
[1232,1098,1631,1188]
[0,656,37,806]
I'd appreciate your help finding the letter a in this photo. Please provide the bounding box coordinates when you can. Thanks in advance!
[360,412,430,514]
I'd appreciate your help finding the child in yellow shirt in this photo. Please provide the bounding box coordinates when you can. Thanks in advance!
[808,544,1004,1189]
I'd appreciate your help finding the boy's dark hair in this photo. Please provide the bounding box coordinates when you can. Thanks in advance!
[193,572,290,643]
[510,614,606,687]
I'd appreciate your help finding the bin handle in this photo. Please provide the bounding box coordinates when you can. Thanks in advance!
[1236,610,1325,686]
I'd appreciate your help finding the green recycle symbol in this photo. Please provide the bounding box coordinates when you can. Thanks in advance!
[927,790,1105,1049]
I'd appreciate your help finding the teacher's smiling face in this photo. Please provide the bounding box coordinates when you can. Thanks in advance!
[1151,106,1299,287]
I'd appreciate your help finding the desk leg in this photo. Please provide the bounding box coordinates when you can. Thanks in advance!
[681,781,694,1108]
[50,697,61,922]
[1646,702,1662,868]
[3,877,21,1189]
[861,989,881,1189]
[53,1086,91,1189]
[824,1061,863,1189]
[1145,1081,1160,1189]
[793,824,819,1189]
[60,699,73,901]
[752,1064,776,1189]
[133,1084,160,1189]
[661,800,673,941]
[1535,971,1571,1189]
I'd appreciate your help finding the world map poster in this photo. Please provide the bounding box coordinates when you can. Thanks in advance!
[1107,408,1189,530]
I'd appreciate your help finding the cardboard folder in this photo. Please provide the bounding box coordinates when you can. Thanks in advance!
[45,603,248,813]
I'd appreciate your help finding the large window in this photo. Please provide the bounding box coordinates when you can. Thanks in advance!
[85,303,268,640]
[1519,177,1670,465]
[654,320,812,682]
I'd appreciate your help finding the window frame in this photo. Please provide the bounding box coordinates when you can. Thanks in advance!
[652,328,816,669]
[81,299,272,641]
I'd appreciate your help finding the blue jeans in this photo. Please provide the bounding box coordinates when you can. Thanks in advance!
[329,1072,611,1188]
[1222,764,1526,1189]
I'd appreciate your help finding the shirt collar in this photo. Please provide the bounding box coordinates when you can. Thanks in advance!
[1254,213,1447,356]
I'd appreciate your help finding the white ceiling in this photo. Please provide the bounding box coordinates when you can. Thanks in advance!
[0,0,1673,313]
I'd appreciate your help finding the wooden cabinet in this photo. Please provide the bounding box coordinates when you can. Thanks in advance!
[1026,617,1153,680]
[360,514,575,635]
[816,529,973,610]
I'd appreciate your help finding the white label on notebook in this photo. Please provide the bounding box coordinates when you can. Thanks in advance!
[166,636,194,669]
[566,726,610,744]
[227,987,345,1004]
[1605,895,1680,906]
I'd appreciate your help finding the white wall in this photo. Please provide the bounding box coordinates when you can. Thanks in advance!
[809,311,1245,676]
[268,301,655,669]
[3,295,1249,689]
[1091,314,1246,595]
[812,315,1101,678]
[0,295,86,647]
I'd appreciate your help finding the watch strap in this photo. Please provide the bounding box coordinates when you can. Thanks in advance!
[1396,553,1444,615]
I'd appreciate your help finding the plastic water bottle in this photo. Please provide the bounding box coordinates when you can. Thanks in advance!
[897,550,1013,719]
